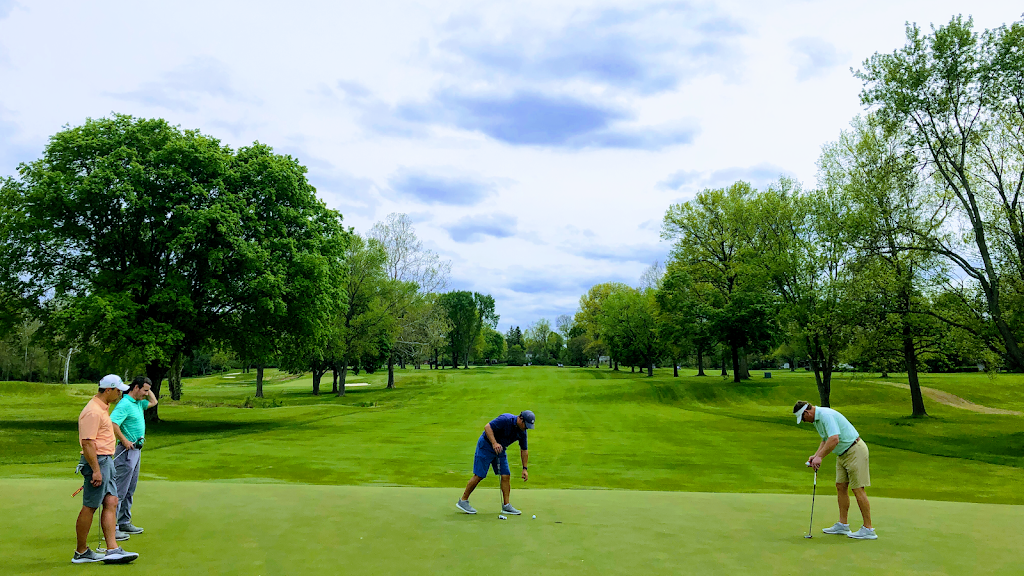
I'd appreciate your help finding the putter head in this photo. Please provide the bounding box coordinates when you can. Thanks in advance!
[498,515,507,520]
[804,535,813,539]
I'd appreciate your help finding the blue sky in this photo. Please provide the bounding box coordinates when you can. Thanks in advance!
[0,0,1019,330]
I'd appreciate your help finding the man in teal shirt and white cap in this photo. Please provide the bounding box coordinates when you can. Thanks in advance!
[110,376,157,539]
[794,401,876,540]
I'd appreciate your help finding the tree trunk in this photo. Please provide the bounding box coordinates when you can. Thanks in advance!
[312,365,325,396]
[673,357,679,378]
[720,347,728,376]
[810,360,831,408]
[332,363,339,394]
[255,365,264,398]
[464,350,469,369]
[738,347,750,380]
[790,355,796,372]
[168,355,184,401]
[903,322,927,417]
[631,365,635,373]
[647,360,653,377]
[144,361,169,423]
[696,346,706,376]
[614,360,619,371]
[387,352,396,389]
[731,345,741,383]
[336,362,348,397]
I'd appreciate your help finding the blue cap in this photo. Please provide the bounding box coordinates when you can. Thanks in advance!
[520,410,536,429]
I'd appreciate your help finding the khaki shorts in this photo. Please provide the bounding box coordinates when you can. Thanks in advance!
[836,439,870,489]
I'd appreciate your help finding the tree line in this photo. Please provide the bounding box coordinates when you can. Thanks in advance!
[562,17,1024,418]
[0,115,503,419]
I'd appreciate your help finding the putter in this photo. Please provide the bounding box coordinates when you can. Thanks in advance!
[495,459,507,520]
[804,461,817,539]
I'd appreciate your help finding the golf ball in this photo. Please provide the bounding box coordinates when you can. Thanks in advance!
[498,515,507,520]
[532,515,536,519]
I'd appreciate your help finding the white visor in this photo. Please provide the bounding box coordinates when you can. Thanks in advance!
[795,404,810,424]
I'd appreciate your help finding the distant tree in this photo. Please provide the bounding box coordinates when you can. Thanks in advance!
[369,213,451,388]
[576,283,629,368]
[481,326,507,362]
[662,182,776,383]
[334,235,394,396]
[600,287,662,376]
[438,291,477,369]
[505,326,523,348]
[506,344,527,366]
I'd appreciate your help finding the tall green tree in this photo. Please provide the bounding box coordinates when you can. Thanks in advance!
[857,16,1024,370]
[662,182,775,383]
[0,115,247,420]
[225,144,348,398]
[334,235,394,396]
[819,115,946,416]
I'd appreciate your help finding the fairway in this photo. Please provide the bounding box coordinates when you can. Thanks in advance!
[2,366,1023,573]
[4,479,1020,575]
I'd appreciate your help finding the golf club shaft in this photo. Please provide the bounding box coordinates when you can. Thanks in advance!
[807,470,817,536]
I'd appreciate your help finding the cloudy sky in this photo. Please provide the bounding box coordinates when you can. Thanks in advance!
[1,1,1020,330]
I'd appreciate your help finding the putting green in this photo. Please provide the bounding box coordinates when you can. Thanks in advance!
[7,479,1019,575]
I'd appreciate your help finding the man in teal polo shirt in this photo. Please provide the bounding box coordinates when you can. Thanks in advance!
[111,376,157,538]
[794,401,876,540]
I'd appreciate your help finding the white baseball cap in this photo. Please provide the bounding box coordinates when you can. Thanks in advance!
[99,374,129,391]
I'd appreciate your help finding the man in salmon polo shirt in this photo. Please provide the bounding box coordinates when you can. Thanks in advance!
[72,375,140,565]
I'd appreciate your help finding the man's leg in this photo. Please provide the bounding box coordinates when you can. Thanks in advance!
[852,487,872,529]
[114,446,132,527]
[101,494,119,551]
[836,482,850,524]
[76,506,97,553]
[462,475,484,501]
[500,475,511,505]
[117,451,141,527]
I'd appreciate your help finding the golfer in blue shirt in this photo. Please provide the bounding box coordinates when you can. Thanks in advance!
[456,410,535,515]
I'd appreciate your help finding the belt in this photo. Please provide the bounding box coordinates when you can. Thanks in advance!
[838,437,861,456]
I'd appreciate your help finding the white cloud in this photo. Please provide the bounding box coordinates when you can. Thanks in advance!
[0,0,1017,326]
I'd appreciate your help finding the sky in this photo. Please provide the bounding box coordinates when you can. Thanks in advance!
[1,1,1021,330]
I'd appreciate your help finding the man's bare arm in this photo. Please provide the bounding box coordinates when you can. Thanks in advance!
[484,423,503,453]
[815,435,840,459]
[81,439,102,486]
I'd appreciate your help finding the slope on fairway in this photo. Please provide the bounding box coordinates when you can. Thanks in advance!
[8,479,1019,576]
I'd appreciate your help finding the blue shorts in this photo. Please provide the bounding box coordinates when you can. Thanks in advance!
[473,437,510,478]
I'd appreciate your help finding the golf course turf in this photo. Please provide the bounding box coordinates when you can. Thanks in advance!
[2,367,1022,574]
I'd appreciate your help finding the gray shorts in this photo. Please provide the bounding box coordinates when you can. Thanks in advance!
[79,455,117,509]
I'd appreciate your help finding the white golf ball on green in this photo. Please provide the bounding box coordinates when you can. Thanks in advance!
[532,515,536,519]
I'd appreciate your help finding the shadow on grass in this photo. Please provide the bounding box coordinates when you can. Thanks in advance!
[147,419,280,435]
[0,420,77,432]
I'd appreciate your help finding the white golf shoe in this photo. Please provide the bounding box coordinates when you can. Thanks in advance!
[822,522,852,535]
[847,526,878,540]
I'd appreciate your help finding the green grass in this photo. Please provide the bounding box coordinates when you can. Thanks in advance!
[1,366,1022,573]
[7,480,1021,575]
